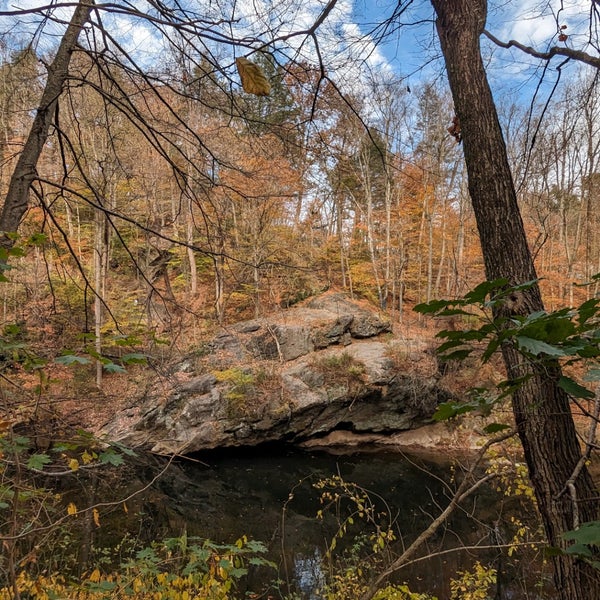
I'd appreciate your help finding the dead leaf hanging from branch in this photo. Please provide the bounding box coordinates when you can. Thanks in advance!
[235,57,271,96]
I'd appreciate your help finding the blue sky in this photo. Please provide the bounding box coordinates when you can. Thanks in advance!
[0,0,594,102]
[347,0,595,105]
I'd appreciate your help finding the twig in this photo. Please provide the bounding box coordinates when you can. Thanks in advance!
[0,453,178,542]
[360,429,516,600]
[266,324,284,363]
[556,387,600,529]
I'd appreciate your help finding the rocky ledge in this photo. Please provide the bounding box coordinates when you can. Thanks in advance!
[102,293,455,454]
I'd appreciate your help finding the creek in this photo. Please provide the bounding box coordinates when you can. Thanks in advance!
[68,445,554,599]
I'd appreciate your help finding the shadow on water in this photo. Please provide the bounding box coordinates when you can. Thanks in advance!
[63,443,555,599]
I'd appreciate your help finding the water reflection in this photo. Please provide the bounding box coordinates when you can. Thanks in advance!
[295,549,325,600]
[66,446,552,599]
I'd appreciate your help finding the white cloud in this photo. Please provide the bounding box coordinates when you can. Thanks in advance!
[496,0,592,47]
[205,0,394,92]
[0,0,395,97]
[480,0,596,94]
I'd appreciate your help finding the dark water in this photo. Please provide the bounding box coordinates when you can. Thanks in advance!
[65,446,552,599]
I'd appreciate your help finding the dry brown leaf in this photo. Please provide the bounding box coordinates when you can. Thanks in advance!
[236,57,271,96]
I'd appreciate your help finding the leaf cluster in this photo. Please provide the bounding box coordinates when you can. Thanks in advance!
[414,278,600,422]
[1,533,275,599]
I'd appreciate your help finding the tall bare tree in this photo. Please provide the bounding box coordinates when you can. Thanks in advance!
[430,1,599,597]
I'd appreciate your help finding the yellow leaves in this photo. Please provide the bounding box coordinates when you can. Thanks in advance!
[93,507,100,528]
[0,535,274,600]
[235,57,271,96]
[133,576,143,593]
[68,458,79,471]
[81,449,96,464]
[450,561,497,600]
[67,502,77,516]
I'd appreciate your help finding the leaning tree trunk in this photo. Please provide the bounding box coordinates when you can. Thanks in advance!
[431,0,599,597]
[0,0,93,249]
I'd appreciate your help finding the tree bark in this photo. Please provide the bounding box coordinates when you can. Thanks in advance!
[431,0,599,597]
[0,0,93,249]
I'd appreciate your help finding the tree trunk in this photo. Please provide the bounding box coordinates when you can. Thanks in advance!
[431,0,599,596]
[94,205,108,388]
[0,0,93,249]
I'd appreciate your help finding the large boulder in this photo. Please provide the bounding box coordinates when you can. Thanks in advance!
[209,292,392,362]
[102,293,452,454]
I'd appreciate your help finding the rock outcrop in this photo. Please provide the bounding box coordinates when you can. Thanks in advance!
[103,293,454,454]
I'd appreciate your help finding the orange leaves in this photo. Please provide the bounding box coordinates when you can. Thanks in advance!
[447,115,462,143]
[558,24,568,43]
[236,57,271,96]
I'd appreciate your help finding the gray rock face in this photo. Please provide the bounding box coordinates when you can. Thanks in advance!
[102,293,452,454]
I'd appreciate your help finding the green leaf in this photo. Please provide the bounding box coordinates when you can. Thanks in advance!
[544,546,563,558]
[521,314,576,344]
[108,441,137,456]
[55,354,90,366]
[8,246,24,258]
[577,298,600,326]
[558,376,595,399]
[26,453,52,470]
[432,402,476,421]
[77,332,97,342]
[584,369,600,382]
[436,308,475,317]
[503,278,539,292]
[26,233,48,247]
[87,581,118,592]
[515,336,566,357]
[464,278,508,303]
[440,349,473,361]
[564,543,593,558]
[99,449,125,466]
[563,521,600,545]
[121,353,147,364]
[483,423,511,434]
[482,337,502,362]
[575,344,600,358]
[414,299,453,315]
[136,547,159,561]
[9,435,30,452]
[112,335,143,346]
[102,361,126,373]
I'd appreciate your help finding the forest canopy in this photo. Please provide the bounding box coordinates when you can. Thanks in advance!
[2,1,600,598]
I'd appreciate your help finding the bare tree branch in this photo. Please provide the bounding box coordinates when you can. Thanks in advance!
[360,429,516,600]
[483,28,600,70]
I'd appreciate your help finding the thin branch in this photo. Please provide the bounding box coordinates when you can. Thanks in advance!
[360,429,516,600]
[0,453,178,542]
[556,388,600,530]
[483,29,600,70]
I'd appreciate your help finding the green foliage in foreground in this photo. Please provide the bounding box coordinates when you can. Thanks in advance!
[415,277,600,424]
[0,535,274,599]
[416,277,600,571]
